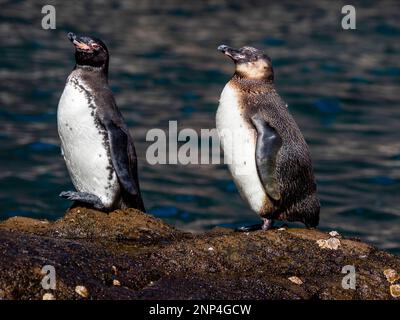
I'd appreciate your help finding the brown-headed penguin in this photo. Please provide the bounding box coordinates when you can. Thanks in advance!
[57,33,145,212]
[216,45,319,231]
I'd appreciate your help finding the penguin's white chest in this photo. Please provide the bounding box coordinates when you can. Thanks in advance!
[216,83,266,213]
[57,76,119,208]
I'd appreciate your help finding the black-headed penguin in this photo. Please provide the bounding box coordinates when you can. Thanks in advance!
[57,33,145,212]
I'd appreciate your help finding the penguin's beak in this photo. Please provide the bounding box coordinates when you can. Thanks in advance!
[217,45,244,61]
[68,32,91,51]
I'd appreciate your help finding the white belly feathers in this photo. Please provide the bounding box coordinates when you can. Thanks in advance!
[216,83,266,213]
[57,75,119,208]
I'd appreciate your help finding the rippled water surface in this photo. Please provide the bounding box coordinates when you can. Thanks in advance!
[1,0,399,254]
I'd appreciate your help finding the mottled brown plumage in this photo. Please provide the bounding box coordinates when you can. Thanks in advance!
[217,45,319,229]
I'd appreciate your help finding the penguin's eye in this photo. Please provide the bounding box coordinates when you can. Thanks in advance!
[91,43,100,50]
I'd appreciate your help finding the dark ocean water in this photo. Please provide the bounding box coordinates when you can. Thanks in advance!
[0,0,399,254]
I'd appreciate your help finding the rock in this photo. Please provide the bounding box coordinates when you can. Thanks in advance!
[0,207,399,300]
[0,207,189,245]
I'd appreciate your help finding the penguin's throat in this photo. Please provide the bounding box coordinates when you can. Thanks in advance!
[231,75,275,95]
[75,63,108,77]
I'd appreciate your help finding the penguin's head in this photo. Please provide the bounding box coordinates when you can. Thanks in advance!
[68,32,109,71]
[218,45,273,82]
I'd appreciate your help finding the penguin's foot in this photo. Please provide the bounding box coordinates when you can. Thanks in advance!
[235,219,274,232]
[262,218,274,230]
[59,191,105,210]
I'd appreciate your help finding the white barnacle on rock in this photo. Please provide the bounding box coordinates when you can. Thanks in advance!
[383,269,400,284]
[329,231,340,237]
[316,237,341,250]
[75,285,89,298]
[113,279,121,286]
[42,293,55,300]
[112,265,118,274]
[390,284,400,298]
[288,276,303,285]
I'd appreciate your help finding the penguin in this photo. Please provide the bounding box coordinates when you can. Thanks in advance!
[57,32,145,212]
[216,45,319,231]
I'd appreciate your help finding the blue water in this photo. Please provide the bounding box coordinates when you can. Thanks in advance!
[0,0,399,254]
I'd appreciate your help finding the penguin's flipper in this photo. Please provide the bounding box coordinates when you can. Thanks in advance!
[250,113,282,201]
[103,119,140,197]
